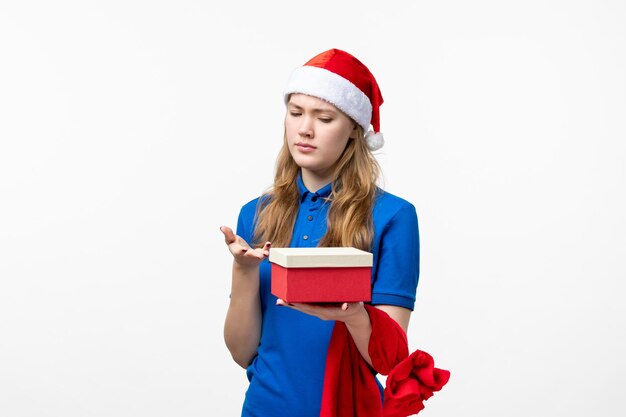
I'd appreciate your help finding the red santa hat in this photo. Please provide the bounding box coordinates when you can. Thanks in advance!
[284,49,385,151]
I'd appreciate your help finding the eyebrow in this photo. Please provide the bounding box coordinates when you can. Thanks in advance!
[288,103,338,114]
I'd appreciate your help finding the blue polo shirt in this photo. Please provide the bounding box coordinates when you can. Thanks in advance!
[236,175,419,417]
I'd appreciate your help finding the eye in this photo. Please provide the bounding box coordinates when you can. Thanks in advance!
[319,118,332,123]
[289,112,302,117]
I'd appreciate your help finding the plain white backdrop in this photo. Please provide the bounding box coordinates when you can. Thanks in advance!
[1,1,625,416]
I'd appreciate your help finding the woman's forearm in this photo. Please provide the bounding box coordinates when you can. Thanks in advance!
[345,304,411,370]
[223,262,262,368]
[344,307,374,367]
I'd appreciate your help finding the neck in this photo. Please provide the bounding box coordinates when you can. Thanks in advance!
[301,169,332,193]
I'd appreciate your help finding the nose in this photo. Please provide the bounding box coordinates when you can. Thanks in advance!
[298,115,314,138]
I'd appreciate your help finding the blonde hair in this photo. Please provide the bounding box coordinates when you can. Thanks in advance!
[252,126,380,251]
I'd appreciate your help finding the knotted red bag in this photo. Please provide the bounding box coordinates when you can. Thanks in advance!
[320,305,450,417]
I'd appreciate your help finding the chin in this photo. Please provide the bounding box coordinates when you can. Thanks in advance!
[290,154,314,169]
[294,161,318,171]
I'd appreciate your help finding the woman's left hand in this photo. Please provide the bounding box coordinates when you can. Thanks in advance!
[276,299,367,326]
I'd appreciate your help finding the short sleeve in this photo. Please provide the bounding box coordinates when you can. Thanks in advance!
[371,203,420,310]
[235,198,259,245]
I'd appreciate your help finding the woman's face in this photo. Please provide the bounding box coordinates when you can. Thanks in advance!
[285,93,357,181]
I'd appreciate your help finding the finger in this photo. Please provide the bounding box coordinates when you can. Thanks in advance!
[262,241,272,256]
[289,303,326,316]
[220,226,237,245]
[276,298,292,307]
[244,249,264,260]
[261,242,272,257]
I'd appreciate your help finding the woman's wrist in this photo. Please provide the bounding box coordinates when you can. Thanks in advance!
[233,261,260,273]
[343,304,371,329]
[230,262,260,297]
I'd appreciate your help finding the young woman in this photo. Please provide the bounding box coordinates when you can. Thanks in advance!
[221,49,421,417]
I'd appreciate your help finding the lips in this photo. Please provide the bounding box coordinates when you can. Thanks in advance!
[295,142,317,153]
[296,142,317,149]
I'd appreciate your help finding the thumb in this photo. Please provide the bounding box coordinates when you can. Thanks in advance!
[220,226,236,245]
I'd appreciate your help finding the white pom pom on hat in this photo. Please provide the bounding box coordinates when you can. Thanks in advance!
[284,49,385,151]
[364,130,384,151]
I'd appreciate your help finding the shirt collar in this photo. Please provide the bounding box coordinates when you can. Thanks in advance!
[296,173,333,202]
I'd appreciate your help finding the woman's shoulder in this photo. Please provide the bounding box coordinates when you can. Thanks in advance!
[372,189,419,238]
[240,196,260,212]
[236,195,271,241]
[239,196,260,217]
[374,188,416,215]
[238,194,272,219]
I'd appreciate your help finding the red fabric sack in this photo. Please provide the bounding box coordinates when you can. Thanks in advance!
[320,305,450,417]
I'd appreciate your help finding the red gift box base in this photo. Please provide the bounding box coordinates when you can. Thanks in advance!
[271,264,371,303]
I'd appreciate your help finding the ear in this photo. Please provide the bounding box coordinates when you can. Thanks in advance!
[349,123,358,140]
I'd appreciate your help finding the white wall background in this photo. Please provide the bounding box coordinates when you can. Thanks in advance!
[1,1,624,416]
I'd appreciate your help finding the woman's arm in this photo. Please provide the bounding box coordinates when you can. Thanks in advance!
[276,301,411,368]
[224,262,263,368]
[221,226,270,368]
[344,304,411,366]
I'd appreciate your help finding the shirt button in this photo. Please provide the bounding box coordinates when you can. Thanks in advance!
[303,235,309,240]
[311,196,318,202]
[307,215,313,221]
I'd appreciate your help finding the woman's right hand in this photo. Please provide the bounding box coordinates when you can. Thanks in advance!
[221,225,265,368]
[220,226,271,268]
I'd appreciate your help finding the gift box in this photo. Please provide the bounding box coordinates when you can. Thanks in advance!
[269,247,373,303]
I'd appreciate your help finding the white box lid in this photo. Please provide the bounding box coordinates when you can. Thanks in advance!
[269,247,373,268]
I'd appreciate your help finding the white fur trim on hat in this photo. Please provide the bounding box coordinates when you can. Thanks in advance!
[364,130,384,151]
[284,66,373,132]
